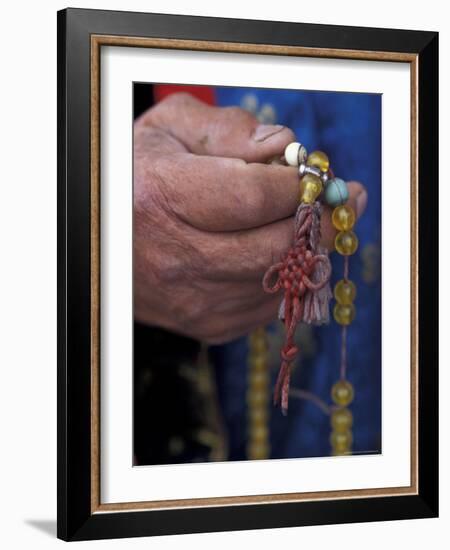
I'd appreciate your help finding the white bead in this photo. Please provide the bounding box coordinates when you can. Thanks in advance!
[284,142,307,166]
[284,142,300,166]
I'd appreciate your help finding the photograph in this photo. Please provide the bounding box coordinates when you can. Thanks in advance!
[132,83,382,466]
[54,7,438,541]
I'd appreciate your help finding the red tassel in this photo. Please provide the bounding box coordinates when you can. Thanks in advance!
[263,202,331,414]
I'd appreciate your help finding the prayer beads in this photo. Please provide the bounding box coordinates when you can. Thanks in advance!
[335,230,359,256]
[284,142,308,166]
[307,150,330,173]
[330,201,359,455]
[331,380,354,407]
[333,303,356,325]
[299,173,323,203]
[330,430,353,454]
[263,141,363,458]
[247,328,271,460]
[334,279,357,305]
[332,204,356,231]
[331,407,353,432]
[324,177,349,206]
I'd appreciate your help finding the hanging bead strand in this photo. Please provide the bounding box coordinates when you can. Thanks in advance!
[246,328,271,460]
[329,203,358,456]
[263,139,364,456]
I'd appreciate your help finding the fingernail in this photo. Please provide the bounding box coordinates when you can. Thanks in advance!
[356,189,368,218]
[253,124,285,142]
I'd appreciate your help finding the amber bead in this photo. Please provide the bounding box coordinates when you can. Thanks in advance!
[331,380,354,406]
[249,329,266,346]
[332,204,356,231]
[249,409,269,428]
[330,430,353,450]
[306,150,330,173]
[249,354,268,371]
[335,231,359,256]
[249,371,269,391]
[330,407,353,432]
[333,303,356,325]
[250,425,269,444]
[300,173,323,204]
[250,338,267,354]
[334,279,357,305]
[247,442,270,460]
[247,390,268,408]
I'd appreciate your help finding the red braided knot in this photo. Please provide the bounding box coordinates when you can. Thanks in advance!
[262,203,331,415]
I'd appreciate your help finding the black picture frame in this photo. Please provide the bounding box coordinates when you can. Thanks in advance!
[57,7,438,541]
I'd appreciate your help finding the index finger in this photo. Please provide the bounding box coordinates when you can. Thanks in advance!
[149,152,300,232]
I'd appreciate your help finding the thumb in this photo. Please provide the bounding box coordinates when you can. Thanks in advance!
[138,92,295,163]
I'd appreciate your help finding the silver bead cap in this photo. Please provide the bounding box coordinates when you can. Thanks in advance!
[299,164,321,178]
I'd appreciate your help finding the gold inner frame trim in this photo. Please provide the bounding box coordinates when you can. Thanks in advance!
[90,34,419,514]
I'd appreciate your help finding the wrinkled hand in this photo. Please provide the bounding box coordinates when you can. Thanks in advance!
[134,93,367,343]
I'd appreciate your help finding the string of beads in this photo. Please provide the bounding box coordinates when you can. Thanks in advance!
[262,141,360,456]
[330,203,358,455]
[246,328,271,460]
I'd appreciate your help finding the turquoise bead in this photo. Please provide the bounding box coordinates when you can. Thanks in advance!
[324,178,349,207]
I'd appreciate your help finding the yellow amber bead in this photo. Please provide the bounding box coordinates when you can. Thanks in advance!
[247,390,269,408]
[249,354,268,371]
[250,338,267,354]
[247,442,270,460]
[330,430,353,450]
[300,173,323,204]
[335,231,359,255]
[249,406,268,421]
[334,279,357,305]
[249,329,266,347]
[330,408,353,432]
[306,150,330,173]
[252,326,265,337]
[250,425,269,444]
[249,412,269,429]
[331,380,354,406]
[333,303,356,325]
[332,204,356,231]
[249,371,269,391]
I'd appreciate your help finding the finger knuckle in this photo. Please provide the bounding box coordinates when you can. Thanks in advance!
[146,92,197,124]
[162,91,197,109]
[223,105,255,124]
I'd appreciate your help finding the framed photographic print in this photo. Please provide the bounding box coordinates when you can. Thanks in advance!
[57,8,438,541]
